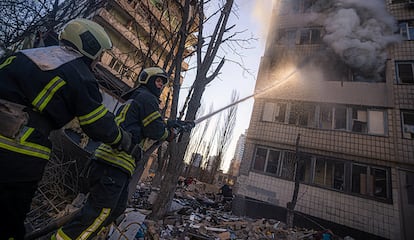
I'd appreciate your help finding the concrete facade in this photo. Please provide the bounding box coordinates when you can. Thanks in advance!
[236,1,414,239]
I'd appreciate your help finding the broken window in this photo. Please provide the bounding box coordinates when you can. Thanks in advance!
[319,105,333,129]
[351,107,368,133]
[298,28,322,44]
[262,102,287,123]
[288,102,316,127]
[298,155,312,183]
[351,164,368,194]
[277,28,297,45]
[265,150,281,174]
[334,106,347,130]
[333,162,345,190]
[291,0,318,13]
[399,21,414,40]
[402,110,414,139]
[351,164,390,199]
[280,152,296,180]
[253,147,267,171]
[314,158,345,190]
[371,167,388,198]
[396,61,414,84]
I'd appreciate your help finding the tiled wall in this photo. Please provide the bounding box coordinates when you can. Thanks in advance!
[237,171,402,239]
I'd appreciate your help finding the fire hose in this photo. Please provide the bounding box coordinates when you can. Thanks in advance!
[25,52,314,239]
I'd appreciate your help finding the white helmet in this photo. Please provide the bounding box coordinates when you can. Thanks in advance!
[59,18,112,60]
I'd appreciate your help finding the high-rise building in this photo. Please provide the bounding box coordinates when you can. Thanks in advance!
[228,133,246,177]
[236,1,414,239]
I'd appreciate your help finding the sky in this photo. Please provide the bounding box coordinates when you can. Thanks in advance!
[179,0,274,171]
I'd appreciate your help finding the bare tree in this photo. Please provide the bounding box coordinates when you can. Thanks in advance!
[150,0,238,220]
[206,90,238,183]
[0,0,105,54]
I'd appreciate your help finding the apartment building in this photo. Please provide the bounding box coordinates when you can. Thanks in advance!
[235,1,414,239]
[92,0,196,86]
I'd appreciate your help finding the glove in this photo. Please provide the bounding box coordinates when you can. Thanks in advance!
[166,120,195,133]
[166,128,177,142]
[116,128,133,153]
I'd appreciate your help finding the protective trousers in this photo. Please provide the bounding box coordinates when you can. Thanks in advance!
[0,181,38,240]
[56,161,129,240]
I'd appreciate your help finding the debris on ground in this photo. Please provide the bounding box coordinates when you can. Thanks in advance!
[108,179,349,240]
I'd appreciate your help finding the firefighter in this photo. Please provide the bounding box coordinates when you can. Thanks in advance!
[0,18,133,240]
[55,67,194,240]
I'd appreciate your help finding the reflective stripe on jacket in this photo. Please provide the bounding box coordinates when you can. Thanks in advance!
[0,46,122,182]
[94,87,169,175]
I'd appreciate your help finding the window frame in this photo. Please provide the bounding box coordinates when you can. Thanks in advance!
[401,110,414,139]
[399,21,414,40]
[251,145,393,202]
[396,61,414,84]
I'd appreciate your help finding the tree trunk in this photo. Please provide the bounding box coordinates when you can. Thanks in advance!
[286,134,301,228]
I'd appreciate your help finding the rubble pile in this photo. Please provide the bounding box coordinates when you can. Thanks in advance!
[117,180,343,240]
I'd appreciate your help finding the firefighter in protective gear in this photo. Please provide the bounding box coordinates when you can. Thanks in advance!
[56,67,178,240]
[0,18,131,240]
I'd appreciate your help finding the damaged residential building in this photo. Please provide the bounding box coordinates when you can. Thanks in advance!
[235,1,414,240]
[89,0,197,110]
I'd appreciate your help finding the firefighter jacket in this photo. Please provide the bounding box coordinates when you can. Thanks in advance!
[94,86,169,176]
[0,46,123,182]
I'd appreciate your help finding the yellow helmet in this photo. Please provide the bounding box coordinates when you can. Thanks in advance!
[58,18,112,60]
[138,67,168,85]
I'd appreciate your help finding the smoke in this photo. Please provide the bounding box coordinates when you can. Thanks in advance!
[315,0,401,81]
[252,0,274,43]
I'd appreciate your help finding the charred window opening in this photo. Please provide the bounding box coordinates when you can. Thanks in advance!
[298,28,322,44]
[291,0,318,13]
[276,28,297,45]
[402,110,414,139]
[396,61,414,84]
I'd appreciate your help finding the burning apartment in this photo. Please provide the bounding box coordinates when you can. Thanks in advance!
[235,0,414,240]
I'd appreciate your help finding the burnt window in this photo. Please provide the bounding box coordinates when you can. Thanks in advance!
[396,61,414,84]
[299,28,322,44]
